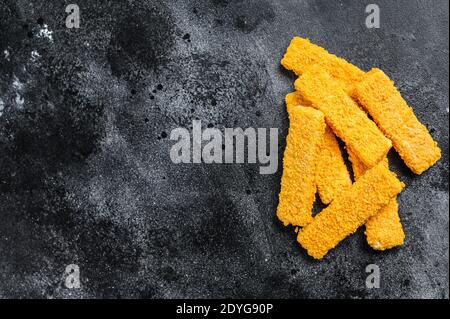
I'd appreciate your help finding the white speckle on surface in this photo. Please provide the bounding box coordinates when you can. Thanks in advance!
[31,50,41,61]
[13,75,24,90]
[37,24,54,42]
[15,93,24,109]
[3,49,10,61]
[0,98,4,117]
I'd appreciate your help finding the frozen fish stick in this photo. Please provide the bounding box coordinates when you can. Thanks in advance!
[348,148,390,179]
[285,92,300,114]
[347,148,375,179]
[277,106,326,227]
[286,93,350,204]
[297,162,405,259]
[285,91,311,114]
[296,65,392,168]
[348,150,405,250]
[366,200,404,250]
[316,126,352,204]
[281,37,366,94]
[354,68,441,174]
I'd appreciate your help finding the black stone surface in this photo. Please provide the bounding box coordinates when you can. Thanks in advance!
[0,0,448,298]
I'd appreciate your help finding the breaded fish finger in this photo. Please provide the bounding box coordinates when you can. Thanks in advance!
[316,126,352,204]
[287,92,351,204]
[296,65,392,168]
[366,200,404,250]
[277,105,326,227]
[285,91,311,114]
[281,37,366,94]
[354,68,441,174]
[297,162,405,259]
[348,149,405,250]
[286,92,352,204]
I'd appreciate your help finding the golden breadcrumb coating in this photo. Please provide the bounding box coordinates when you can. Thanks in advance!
[316,126,352,204]
[296,65,392,168]
[365,200,404,250]
[297,162,405,259]
[286,92,351,204]
[277,105,326,227]
[348,149,405,250]
[287,92,352,205]
[354,68,441,174]
[347,148,374,179]
[281,37,366,94]
[285,91,311,114]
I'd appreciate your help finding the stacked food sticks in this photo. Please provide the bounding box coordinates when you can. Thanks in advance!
[277,37,441,260]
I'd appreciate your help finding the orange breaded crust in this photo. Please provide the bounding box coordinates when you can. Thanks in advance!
[316,126,352,204]
[347,148,389,179]
[354,68,441,174]
[348,149,405,250]
[297,162,405,259]
[285,91,311,114]
[348,148,371,179]
[281,37,366,94]
[277,106,326,226]
[365,199,404,250]
[296,65,392,168]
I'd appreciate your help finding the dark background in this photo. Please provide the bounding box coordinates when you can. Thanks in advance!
[0,0,448,298]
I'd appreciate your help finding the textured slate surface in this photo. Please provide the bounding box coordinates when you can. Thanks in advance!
[0,0,448,298]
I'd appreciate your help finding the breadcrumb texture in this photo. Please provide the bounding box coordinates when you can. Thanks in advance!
[355,68,441,174]
[281,37,366,94]
[365,200,404,250]
[348,149,405,250]
[297,162,405,259]
[285,91,311,114]
[277,105,325,226]
[316,126,352,204]
[296,65,392,168]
